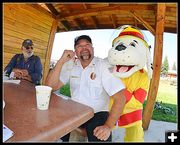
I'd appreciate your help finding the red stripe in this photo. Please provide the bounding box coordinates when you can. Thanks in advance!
[119,31,144,40]
[124,89,132,103]
[134,88,147,103]
[118,110,142,126]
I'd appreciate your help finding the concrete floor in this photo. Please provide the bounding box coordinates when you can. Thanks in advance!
[112,120,177,142]
[65,120,177,143]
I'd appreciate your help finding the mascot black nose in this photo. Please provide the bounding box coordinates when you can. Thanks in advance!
[115,44,126,51]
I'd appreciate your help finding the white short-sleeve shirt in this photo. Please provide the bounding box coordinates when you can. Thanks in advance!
[60,57,125,113]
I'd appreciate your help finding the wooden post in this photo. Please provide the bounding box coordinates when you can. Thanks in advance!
[42,19,58,84]
[142,3,166,130]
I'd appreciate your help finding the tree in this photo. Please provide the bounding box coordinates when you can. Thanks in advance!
[161,55,169,76]
[172,62,176,70]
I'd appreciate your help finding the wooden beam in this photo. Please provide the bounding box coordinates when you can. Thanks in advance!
[57,4,72,31]
[83,3,88,9]
[42,19,58,84]
[110,14,117,28]
[130,10,155,35]
[31,4,54,18]
[90,16,99,29]
[134,19,138,27]
[74,18,84,29]
[60,20,70,31]
[45,4,59,16]
[142,3,166,130]
[56,25,61,32]
[44,4,69,32]
[82,4,98,29]
[56,4,155,20]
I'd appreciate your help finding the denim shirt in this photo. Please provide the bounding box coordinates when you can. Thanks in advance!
[4,54,43,85]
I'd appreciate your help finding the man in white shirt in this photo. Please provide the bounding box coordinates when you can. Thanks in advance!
[45,35,126,142]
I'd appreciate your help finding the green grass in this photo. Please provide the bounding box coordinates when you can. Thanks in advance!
[155,79,177,105]
[59,83,71,97]
[143,101,177,123]
[143,79,177,123]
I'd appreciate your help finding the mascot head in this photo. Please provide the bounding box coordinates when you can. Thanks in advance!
[108,25,152,79]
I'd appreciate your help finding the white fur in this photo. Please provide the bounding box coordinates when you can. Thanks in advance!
[108,35,152,79]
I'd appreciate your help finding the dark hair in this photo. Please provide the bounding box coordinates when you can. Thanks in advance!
[22,39,33,48]
[74,35,92,47]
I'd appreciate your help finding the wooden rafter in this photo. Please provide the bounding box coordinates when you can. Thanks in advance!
[62,4,71,13]
[60,20,71,31]
[45,4,59,16]
[142,3,166,130]
[130,10,155,35]
[56,5,154,20]
[38,3,176,33]
[83,3,88,9]
[110,14,117,28]
[134,19,138,27]
[74,18,84,29]
[83,4,98,29]
[45,4,71,32]
[73,4,87,29]
[59,4,73,31]
[90,16,99,29]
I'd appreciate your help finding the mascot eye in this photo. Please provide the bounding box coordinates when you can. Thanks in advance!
[130,42,136,47]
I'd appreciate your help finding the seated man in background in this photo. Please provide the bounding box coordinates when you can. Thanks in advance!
[4,39,43,85]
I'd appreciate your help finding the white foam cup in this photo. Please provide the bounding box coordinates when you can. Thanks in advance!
[35,85,52,110]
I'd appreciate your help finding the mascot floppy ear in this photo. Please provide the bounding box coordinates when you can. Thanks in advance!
[146,46,153,79]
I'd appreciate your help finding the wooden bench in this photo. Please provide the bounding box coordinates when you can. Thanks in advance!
[69,127,88,142]
[75,127,87,137]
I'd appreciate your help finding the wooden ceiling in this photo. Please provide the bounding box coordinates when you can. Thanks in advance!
[38,3,177,34]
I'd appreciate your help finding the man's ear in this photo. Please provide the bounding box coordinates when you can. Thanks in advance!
[21,46,25,50]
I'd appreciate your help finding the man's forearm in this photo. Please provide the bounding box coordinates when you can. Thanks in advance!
[45,50,75,90]
[105,89,126,129]
[45,59,64,90]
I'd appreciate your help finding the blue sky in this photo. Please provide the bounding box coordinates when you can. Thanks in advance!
[51,29,177,68]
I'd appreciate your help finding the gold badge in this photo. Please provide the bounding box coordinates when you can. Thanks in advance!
[90,72,96,80]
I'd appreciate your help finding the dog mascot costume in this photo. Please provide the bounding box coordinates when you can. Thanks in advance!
[108,25,152,142]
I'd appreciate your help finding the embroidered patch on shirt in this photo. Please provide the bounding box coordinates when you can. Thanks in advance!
[90,72,96,80]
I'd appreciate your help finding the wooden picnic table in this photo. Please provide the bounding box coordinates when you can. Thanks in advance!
[3,80,94,142]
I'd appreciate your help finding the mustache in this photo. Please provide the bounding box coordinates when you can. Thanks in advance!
[23,51,34,58]
[80,50,90,55]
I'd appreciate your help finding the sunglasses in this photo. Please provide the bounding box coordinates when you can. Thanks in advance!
[25,46,33,50]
